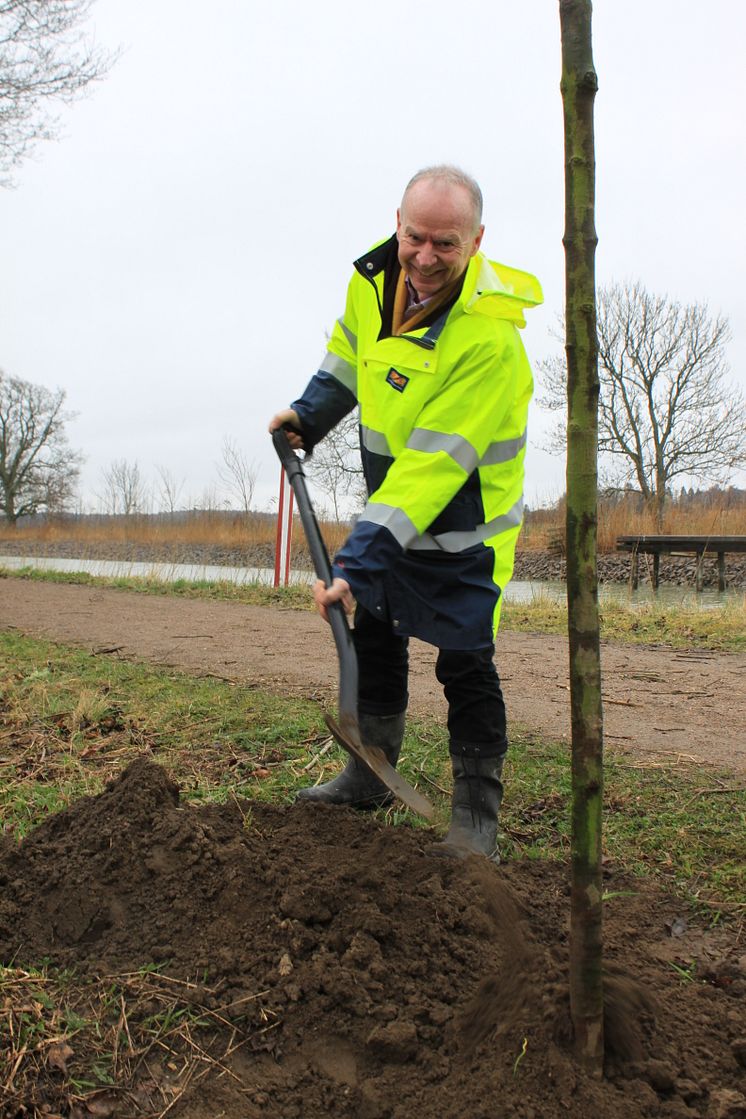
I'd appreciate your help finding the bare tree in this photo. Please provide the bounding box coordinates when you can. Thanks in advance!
[217,437,258,514]
[155,464,184,514]
[0,368,82,522]
[539,282,746,527]
[99,459,147,515]
[193,483,222,512]
[307,408,366,522]
[0,0,117,180]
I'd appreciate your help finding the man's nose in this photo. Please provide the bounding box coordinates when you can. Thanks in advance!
[416,239,437,266]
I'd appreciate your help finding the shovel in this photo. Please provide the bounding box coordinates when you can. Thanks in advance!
[272,427,434,820]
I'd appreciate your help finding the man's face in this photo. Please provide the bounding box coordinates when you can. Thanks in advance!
[396,181,484,301]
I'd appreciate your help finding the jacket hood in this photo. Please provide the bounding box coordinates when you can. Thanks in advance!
[460,254,543,328]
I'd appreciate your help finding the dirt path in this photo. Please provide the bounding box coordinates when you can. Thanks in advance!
[2,577,744,774]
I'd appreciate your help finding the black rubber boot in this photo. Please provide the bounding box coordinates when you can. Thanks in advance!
[296,711,406,809]
[437,745,504,861]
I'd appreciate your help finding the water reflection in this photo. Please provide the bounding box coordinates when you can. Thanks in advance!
[0,554,739,607]
[0,554,312,588]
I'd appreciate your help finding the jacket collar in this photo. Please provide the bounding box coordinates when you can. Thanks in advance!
[354,238,544,326]
[353,234,398,279]
[353,234,465,347]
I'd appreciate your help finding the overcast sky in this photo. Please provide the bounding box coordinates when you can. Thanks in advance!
[2,0,745,515]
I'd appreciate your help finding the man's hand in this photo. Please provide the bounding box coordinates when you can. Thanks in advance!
[313,577,355,624]
[268,409,304,450]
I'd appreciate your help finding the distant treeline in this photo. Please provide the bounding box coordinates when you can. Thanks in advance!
[526,485,746,518]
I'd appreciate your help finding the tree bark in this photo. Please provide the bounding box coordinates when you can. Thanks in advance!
[559,0,604,1074]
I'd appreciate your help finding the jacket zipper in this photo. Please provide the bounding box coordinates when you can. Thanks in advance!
[355,259,439,351]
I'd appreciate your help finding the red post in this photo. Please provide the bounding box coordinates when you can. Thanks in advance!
[274,466,294,586]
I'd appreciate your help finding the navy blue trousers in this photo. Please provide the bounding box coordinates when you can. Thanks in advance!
[352,604,507,759]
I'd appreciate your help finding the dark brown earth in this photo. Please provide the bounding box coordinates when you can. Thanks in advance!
[2,578,746,1118]
[1,759,745,1119]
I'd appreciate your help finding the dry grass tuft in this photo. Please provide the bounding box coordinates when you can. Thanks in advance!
[522,494,746,552]
[0,962,280,1118]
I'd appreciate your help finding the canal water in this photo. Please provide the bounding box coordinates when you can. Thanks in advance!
[0,554,738,607]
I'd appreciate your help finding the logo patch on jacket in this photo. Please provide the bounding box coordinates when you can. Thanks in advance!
[386,367,409,393]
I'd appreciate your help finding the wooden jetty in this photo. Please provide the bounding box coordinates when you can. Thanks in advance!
[615,535,746,592]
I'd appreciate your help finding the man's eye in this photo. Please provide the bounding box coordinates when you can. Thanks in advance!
[437,241,457,251]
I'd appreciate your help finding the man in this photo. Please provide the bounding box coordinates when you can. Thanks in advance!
[270,165,542,860]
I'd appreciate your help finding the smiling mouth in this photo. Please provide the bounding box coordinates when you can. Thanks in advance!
[412,267,442,281]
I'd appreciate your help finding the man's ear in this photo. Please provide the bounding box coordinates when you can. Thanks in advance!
[471,224,485,256]
[395,208,402,239]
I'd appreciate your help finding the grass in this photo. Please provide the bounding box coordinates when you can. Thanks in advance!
[1,630,744,1113]
[0,563,314,609]
[0,632,327,838]
[0,959,276,1116]
[1,630,743,908]
[501,592,746,652]
[501,734,745,909]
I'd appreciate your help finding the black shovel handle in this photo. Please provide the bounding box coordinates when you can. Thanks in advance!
[272,427,358,721]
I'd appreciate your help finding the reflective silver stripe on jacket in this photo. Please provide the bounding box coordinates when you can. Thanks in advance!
[360,497,524,554]
[361,425,392,457]
[319,350,356,393]
[407,497,525,553]
[358,503,419,549]
[407,428,479,474]
[407,427,529,473]
[479,430,528,465]
[362,426,527,468]
[336,317,357,354]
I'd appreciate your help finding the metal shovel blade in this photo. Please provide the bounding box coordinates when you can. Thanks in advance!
[324,711,435,820]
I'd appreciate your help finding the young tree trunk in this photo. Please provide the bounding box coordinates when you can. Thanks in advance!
[559,0,604,1074]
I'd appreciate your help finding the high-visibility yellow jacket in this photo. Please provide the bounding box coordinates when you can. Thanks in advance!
[292,235,542,649]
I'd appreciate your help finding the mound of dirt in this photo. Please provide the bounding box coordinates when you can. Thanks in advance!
[1,758,745,1118]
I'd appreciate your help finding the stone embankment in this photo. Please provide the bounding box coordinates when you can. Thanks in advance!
[513,549,746,589]
[1,540,745,589]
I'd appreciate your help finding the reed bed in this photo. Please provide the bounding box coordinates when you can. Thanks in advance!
[0,512,350,564]
[0,495,744,558]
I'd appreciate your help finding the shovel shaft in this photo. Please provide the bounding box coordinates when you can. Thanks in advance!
[271,427,434,821]
[271,428,358,721]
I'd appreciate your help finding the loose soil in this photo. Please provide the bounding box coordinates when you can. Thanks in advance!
[2,578,746,1118]
[2,760,746,1119]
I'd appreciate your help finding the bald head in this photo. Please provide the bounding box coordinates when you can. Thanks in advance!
[401,165,483,236]
[396,165,485,301]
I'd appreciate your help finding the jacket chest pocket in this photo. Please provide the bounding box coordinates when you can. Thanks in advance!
[360,342,441,425]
